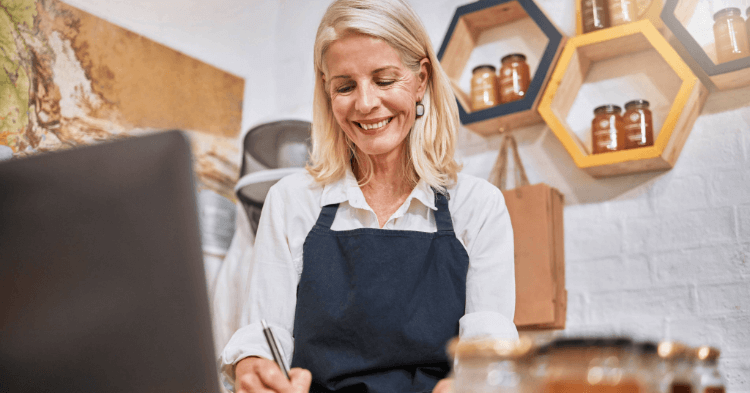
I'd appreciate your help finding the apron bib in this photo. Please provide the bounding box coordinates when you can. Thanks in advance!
[291,191,469,393]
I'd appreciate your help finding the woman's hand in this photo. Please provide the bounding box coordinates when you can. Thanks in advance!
[234,357,312,393]
[433,377,453,393]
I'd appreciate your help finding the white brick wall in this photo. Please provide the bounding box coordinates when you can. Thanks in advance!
[73,0,750,391]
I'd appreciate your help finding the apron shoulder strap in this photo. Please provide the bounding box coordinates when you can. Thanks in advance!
[432,189,454,233]
[316,204,339,229]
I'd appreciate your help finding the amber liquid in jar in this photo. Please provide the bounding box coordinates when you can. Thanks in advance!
[581,0,610,33]
[622,99,653,149]
[592,105,623,154]
[609,0,638,26]
[545,380,641,393]
[471,65,500,111]
[713,8,750,63]
[499,54,530,104]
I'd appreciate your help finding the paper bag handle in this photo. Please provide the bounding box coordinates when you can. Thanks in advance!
[490,134,530,190]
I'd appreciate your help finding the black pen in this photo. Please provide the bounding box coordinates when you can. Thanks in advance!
[261,319,290,380]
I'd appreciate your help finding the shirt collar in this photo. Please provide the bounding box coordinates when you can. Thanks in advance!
[319,167,437,211]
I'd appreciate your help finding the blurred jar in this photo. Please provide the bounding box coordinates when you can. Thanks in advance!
[540,337,641,393]
[499,54,530,104]
[592,104,624,154]
[471,65,500,111]
[448,337,535,393]
[622,99,654,149]
[635,341,661,393]
[581,0,610,33]
[609,0,638,26]
[713,8,750,63]
[692,346,725,393]
[658,341,694,393]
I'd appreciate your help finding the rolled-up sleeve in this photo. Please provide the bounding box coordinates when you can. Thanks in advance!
[454,181,518,341]
[218,185,299,391]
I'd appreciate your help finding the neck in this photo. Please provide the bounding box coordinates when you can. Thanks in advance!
[354,145,412,195]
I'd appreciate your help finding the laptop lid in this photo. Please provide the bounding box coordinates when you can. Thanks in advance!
[0,131,219,393]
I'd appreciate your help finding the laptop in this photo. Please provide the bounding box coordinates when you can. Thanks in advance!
[0,131,220,393]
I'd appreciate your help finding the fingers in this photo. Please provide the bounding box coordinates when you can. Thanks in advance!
[433,377,454,393]
[289,368,312,392]
[235,357,300,393]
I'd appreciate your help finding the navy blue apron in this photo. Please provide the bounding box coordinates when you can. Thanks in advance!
[291,191,470,393]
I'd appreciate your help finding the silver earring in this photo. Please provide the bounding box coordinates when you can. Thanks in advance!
[416,101,425,117]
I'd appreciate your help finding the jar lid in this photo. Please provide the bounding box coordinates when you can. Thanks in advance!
[472,64,496,73]
[636,341,658,355]
[501,53,527,63]
[658,341,689,359]
[594,104,622,114]
[447,337,534,360]
[625,99,650,109]
[714,7,742,20]
[696,346,721,361]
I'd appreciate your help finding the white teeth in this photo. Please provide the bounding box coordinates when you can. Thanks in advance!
[359,118,390,130]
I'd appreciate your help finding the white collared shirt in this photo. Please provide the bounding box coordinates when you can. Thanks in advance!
[219,169,517,389]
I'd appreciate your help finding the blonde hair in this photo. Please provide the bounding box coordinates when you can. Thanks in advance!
[306,0,461,193]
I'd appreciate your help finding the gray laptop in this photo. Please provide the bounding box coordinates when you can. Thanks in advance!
[0,131,219,393]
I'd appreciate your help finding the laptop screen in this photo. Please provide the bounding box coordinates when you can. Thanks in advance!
[0,131,219,393]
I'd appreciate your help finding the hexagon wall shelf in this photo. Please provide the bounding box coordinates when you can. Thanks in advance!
[575,0,666,36]
[437,0,565,135]
[539,20,708,178]
[661,0,750,91]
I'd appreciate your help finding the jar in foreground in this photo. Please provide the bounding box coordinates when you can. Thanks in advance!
[499,54,530,104]
[658,341,694,393]
[592,105,623,154]
[448,337,535,393]
[713,8,750,63]
[622,99,654,149]
[581,0,610,33]
[471,65,500,111]
[540,337,641,393]
[692,346,725,393]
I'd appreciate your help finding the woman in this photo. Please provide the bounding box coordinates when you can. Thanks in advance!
[220,0,518,392]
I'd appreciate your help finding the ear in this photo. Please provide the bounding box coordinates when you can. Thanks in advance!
[416,57,431,99]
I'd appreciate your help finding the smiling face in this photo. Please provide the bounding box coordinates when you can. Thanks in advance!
[323,34,429,164]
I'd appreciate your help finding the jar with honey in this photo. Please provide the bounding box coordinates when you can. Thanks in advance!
[471,65,500,111]
[622,99,654,149]
[609,0,638,26]
[499,54,530,104]
[692,346,725,393]
[713,8,750,63]
[448,337,536,393]
[658,341,694,393]
[581,0,610,33]
[591,105,624,154]
[540,337,641,393]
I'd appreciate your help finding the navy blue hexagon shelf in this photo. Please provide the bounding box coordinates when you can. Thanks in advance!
[661,0,750,91]
[437,0,565,135]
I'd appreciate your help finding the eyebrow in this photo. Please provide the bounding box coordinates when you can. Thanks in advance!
[329,65,401,81]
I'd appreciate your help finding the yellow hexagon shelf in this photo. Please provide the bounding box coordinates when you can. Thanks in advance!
[539,19,708,178]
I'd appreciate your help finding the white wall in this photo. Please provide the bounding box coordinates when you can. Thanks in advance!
[67,0,749,391]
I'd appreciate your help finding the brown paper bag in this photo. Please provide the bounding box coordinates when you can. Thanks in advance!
[489,135,566,330]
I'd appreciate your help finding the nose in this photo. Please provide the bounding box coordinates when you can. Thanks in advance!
[354,82,380,114]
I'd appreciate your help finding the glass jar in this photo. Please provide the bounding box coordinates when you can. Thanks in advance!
[471,65,500,111]
[541,337,641,393]
[499,54,531,104]
[592,105,624,154]
[634,342,661,393]
[581,0,610,33]
[622,99,654,149]
[692,346,726,393]
[448,337,535,393]
[658,341,694,393]
[609,0,638,26]
[713,8,750,63]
